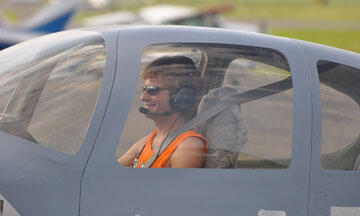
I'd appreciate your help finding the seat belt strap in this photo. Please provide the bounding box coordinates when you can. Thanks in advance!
[143,129,180,168]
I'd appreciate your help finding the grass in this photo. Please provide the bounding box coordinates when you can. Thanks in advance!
[144,0,360,21]
[1,10,19,23]
[228,4,360,22]
[110,0,360,52]
[271,29,360,53]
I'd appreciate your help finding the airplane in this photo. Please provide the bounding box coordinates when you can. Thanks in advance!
[0,25,359,216]
[82,4,265,33]
[0,0,80,50]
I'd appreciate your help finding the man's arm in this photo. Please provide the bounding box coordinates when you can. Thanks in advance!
[167,137,206,168]
[117,135,150,167]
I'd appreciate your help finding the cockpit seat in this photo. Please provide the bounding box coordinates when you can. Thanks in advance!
[354,154,360,170]
[196,86,247,168]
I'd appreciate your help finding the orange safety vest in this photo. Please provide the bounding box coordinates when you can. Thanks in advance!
[136,129,208,168]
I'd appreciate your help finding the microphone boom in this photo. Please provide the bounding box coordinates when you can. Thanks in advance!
[139,107,173,116]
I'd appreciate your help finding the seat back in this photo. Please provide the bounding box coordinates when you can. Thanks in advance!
[196,86,247,168]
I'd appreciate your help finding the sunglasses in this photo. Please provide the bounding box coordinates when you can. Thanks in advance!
[142,85,172,96]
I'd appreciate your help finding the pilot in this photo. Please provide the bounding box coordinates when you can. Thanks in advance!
[118,55,208,168]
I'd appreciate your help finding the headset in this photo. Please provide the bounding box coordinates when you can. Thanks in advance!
[169,84,197,113]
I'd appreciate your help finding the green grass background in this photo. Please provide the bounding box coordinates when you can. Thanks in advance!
[271,29,360,53]
[113,0,360,53]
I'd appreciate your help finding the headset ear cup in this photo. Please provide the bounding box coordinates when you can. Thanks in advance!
[169,86,196,112]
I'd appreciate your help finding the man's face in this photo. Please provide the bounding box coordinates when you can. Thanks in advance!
[141,77,173,117]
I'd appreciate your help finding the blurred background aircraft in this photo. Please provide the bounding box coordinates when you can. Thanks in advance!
[81,4,267,33]
[0,0,80,50]
[0,0,359,52]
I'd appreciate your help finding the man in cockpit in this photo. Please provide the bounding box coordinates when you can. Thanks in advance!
[118,56,208,168]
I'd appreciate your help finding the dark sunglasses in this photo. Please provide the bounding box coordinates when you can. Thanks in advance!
[142,85,172,96]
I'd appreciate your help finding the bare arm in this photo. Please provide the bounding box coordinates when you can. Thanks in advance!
[167,137,206,168]
[117,134,150,167]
